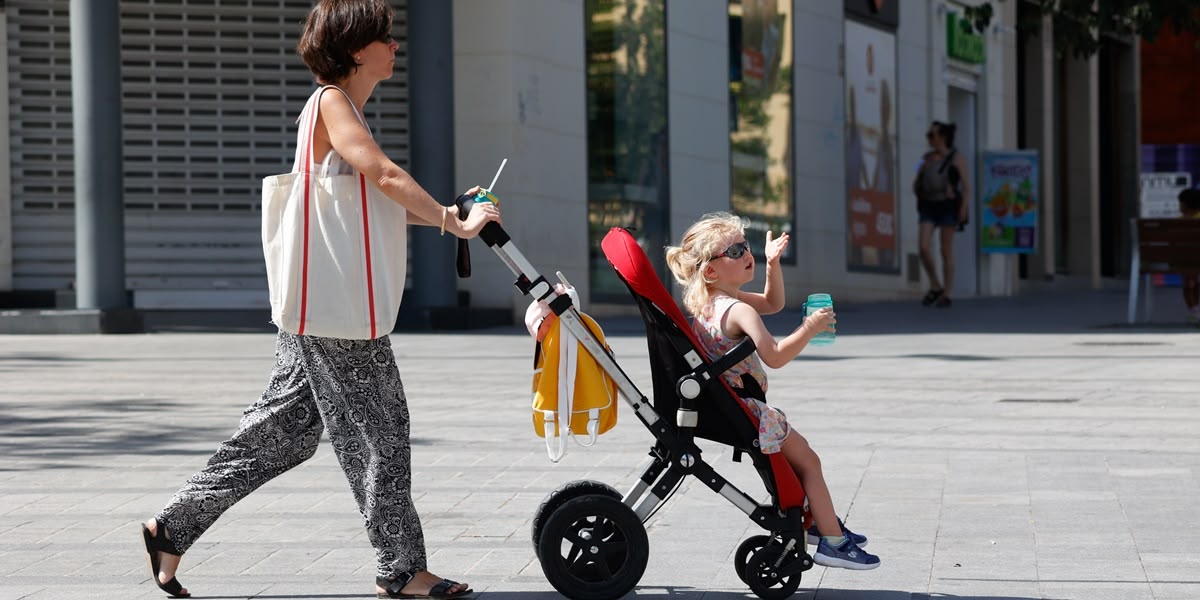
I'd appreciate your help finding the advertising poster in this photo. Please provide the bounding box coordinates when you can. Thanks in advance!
[844,19,898,272]
[1138,172,1191,218]
[979,150,1038,254]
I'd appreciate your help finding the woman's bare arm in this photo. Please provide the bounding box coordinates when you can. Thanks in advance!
[314,91,465,234]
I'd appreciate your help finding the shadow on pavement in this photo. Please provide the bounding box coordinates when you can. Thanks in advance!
[0,396,227,471]
[762,289,1199,337]
[94,287,1200,337]
[591,288,1200,337]
[188,596,365,599]
[0,393,440,472]
[474,589,1059,599]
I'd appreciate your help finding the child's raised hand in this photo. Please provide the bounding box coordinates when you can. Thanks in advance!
[764,230,789,265]
[801,306,836,337]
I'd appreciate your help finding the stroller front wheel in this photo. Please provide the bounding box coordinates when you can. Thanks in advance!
[536,493,649,600]
[744,542,807,600]
[734,534,771,584]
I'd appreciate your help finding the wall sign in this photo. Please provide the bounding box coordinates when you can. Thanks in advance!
[946,11,986,64]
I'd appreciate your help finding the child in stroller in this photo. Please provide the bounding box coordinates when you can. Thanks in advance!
[665,212,880,571]
[456,189,875,597]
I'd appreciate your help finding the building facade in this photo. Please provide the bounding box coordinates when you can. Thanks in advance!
[0,0,1138,324]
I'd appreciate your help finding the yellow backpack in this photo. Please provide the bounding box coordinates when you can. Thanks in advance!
[531,311,619,462]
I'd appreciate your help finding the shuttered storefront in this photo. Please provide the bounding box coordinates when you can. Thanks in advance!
[6,0,409,308]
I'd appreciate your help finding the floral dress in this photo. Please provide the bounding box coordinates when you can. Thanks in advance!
[691,295,790,454]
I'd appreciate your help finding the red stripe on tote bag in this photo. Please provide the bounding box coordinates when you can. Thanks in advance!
[359,174,377,339]
[298,108,314,336]
[298,150,312,336]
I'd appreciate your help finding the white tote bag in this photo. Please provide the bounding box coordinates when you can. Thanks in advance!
[261,86,407,339]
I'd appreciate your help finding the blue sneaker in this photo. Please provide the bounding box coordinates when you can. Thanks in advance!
[806,517,867,547]
[813,535,880,570]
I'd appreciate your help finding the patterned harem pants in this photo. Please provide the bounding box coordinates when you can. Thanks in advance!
[155,331,426,578]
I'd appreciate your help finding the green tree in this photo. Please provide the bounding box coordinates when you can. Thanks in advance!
[963,0,1200,58]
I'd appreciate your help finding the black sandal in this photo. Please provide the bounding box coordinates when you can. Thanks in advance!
[141,519,190,598]
[921,289,943,306]
[377,571,472,599]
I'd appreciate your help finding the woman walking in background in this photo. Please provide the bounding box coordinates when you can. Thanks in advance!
[913,120,970,308]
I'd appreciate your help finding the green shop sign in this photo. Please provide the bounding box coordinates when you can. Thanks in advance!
[946,11,985,64]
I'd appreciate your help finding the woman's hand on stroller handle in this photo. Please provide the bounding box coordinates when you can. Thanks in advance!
[454,187,503,239]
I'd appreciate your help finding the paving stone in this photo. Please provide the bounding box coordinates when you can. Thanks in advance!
[2,289,1199,599]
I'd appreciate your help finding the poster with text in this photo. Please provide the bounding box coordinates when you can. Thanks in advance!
[845,19,898,272]
[980,150,1039,254]
[1138,172,1190,218]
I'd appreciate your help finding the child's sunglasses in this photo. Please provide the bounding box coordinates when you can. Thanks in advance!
[710,240,751,261]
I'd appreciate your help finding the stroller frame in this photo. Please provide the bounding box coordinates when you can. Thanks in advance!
[464,203,813,599]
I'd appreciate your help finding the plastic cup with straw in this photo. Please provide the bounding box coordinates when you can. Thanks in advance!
[475,158,506,205]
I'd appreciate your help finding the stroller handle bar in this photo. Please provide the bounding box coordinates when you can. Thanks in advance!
[456,195,664,433]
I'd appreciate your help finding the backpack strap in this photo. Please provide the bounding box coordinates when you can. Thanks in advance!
[572,317,614,449]
[937,149,957,174]
[558,319,577,453]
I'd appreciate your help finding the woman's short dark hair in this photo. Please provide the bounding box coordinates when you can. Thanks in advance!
[933,121,958,147]
[297,0,394,83]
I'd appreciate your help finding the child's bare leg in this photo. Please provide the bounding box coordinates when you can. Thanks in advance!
[779,430,841,537]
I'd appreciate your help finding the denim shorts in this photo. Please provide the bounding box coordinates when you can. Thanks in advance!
[918,203,959,228]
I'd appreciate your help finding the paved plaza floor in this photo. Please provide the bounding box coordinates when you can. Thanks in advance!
[2,288,1198,599]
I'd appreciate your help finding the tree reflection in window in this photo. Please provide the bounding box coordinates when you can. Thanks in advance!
[586,0,669,300]
[729,0,794,261]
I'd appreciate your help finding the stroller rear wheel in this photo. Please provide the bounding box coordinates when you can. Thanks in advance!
[744,542,807,600]
[734,534,771,584]
[531,479,623,560]
[535,493,649,600]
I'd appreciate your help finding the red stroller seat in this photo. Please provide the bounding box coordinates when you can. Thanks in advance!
[455,199,815,599]
[599,227,808,511]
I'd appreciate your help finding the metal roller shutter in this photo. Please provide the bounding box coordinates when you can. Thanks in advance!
[6,0,410,308]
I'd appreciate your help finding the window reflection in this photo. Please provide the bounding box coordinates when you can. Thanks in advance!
[729,0,794,261]
[586,0,669,300]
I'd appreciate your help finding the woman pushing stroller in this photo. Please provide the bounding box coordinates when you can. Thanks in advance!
[665,212,880,570]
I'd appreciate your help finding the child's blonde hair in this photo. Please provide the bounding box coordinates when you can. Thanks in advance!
[665,212,746,316]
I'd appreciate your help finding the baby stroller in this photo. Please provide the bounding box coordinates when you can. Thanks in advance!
[461,198,814,599]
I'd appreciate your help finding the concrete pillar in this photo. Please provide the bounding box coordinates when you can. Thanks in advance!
[667,4,729,245]
[1111,42,1141,276]
[980,0,1021,296]
[453,0,587,316]
[70,0,128,309]
[792,2,848,297]
[1023,14,1056,281]
[0,7,12,292]
[1063,53,1101,286]
[403,0,457,328]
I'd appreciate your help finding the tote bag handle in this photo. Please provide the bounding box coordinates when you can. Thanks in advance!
[291,85,372,175]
